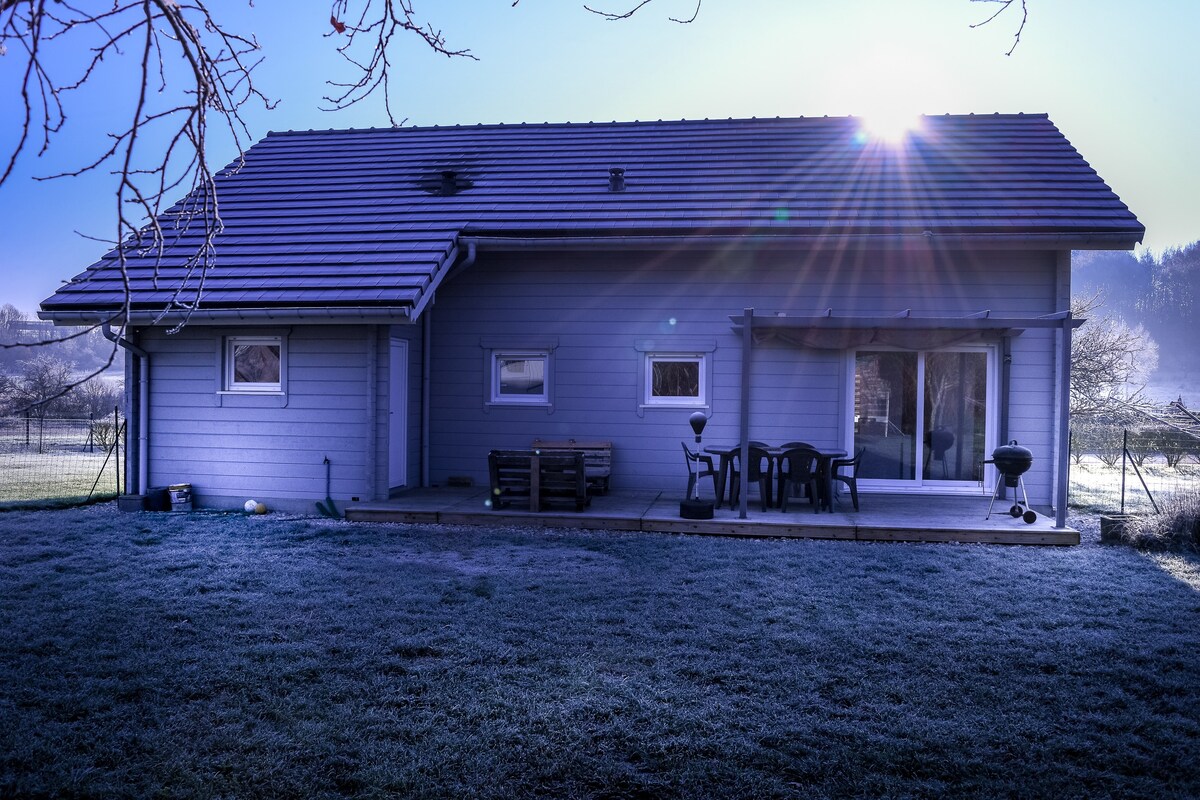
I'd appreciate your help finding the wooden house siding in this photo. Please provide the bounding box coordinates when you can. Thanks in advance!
[426,248,1063,503]
[142,325,389,510]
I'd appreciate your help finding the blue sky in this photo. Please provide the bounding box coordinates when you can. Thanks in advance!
[2,0,1197,313]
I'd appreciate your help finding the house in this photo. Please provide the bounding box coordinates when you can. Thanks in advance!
[39,114,1143,526]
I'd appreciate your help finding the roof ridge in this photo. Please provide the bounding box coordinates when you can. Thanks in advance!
[262,112,1052,138]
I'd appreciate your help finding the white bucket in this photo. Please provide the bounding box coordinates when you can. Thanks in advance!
[168,483,193,512]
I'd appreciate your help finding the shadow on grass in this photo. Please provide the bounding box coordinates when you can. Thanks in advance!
[1,505,1199,798]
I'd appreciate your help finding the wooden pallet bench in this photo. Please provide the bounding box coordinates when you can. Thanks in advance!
[530,439,612,495]
[488,449,591,512]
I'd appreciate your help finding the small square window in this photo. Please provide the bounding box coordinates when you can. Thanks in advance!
[225,337,282,392]
[491,352,549,404]
[645,354,705,406]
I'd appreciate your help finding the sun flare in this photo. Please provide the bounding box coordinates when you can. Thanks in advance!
[834,47,934,144]
[859,109,922,143]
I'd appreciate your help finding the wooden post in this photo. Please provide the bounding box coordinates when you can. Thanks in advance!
[740,308,753,520]
[530,453,541,512]
[1054,316,1072,529]
[114,405,121,496]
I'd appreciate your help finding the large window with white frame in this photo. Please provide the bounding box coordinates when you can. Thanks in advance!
[224,336,284,393]
[490,351,550,405]
[644,353,707,406]
[849,346,995,492]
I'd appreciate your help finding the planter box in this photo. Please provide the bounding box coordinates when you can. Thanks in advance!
[1100,514,1136,543]
[117,494,146,513]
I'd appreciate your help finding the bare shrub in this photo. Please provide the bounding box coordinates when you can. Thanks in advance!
[1072,416,1124,467]
[1120,490,1200,553]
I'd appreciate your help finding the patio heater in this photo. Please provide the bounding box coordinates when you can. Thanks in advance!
[680,411,715,520]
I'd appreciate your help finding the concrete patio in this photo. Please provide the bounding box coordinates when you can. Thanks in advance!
[347,488,1078,546]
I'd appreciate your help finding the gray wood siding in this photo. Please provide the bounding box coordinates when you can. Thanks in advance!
[428,248,1063,503]
[142,325,377,510]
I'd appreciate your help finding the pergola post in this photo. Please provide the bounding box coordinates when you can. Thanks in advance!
[739,308,753,520]
[1055,314,1073,529]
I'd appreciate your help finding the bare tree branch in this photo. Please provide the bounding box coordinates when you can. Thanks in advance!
[1,0,275,336]
[325,0,477,126]
[584,0,702,24]
[970,0,1029,55]
[1071,293,1159,419]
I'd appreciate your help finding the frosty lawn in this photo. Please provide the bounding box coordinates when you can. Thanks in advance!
[2,507,1199,798]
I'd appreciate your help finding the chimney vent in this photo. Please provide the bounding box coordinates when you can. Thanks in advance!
[608,167,626,192]
[440,170,458,196]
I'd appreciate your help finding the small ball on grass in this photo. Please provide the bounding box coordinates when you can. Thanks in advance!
[244,499,258,514]
[254,502,268,515]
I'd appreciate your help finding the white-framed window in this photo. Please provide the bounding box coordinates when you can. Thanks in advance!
[224,336,284,393]
[490,351,550,405]
[644,353,706,406]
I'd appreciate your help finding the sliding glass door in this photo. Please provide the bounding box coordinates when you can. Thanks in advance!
[852,348,993,491]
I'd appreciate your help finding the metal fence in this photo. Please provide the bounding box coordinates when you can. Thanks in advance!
[0,414,124,508]
[1069,419,1200,514]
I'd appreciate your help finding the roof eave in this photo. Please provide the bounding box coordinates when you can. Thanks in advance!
[38,305,415,326]
[461,230,1144,252]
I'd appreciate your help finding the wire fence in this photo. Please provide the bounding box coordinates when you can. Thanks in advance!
[0,412,124,509]
[1069,419,1200,514]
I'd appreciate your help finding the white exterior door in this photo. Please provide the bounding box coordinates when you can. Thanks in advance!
[389,339,408,489]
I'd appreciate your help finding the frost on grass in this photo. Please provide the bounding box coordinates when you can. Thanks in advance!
[1,505,1199,798]
[1119,489,1200,553]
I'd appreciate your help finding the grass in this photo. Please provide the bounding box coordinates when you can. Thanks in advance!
[0,450,119,507]
[2,506,1200,798]
[1070,454,1200,514]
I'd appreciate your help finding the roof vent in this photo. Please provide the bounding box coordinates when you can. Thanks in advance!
[440,170,459,196]
[608,167,626,192]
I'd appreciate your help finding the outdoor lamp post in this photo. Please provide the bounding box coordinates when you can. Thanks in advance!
[680,411,714,520]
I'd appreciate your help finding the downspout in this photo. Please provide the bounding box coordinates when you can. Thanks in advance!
[102,323,149,496]
[422,240,477,488]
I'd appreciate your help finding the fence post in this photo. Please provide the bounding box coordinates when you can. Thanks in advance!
[1120,429,1128,514]
[114,405,121,497]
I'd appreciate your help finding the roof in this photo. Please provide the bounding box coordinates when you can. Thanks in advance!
[40,114,1144,321]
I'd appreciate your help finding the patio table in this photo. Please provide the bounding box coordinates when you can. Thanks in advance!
[704,444,847,512]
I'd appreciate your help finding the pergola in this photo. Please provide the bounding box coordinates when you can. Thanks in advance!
[728,308,1083,528]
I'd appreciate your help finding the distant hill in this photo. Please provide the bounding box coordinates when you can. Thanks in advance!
[0,307,125,379]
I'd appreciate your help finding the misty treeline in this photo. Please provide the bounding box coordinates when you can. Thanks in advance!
[1073,241,1200,374]
[0,304,123,420]
[1070,242,1200,461]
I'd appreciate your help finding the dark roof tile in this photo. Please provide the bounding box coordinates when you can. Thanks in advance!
[42,114,1143,315]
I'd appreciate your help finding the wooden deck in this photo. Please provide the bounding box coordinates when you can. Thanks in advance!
[347,488,1079,546]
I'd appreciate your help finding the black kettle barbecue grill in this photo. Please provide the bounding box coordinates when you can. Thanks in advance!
[984,440,1037,524]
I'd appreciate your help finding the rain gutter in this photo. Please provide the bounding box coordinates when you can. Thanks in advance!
[42,307,414,326]
[461,232,1143,252]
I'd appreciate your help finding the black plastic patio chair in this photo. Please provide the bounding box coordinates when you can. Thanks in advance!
[832,447,866,511]
[777,446,821,513]
[681,442,720,501]
[728,444,773,512]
